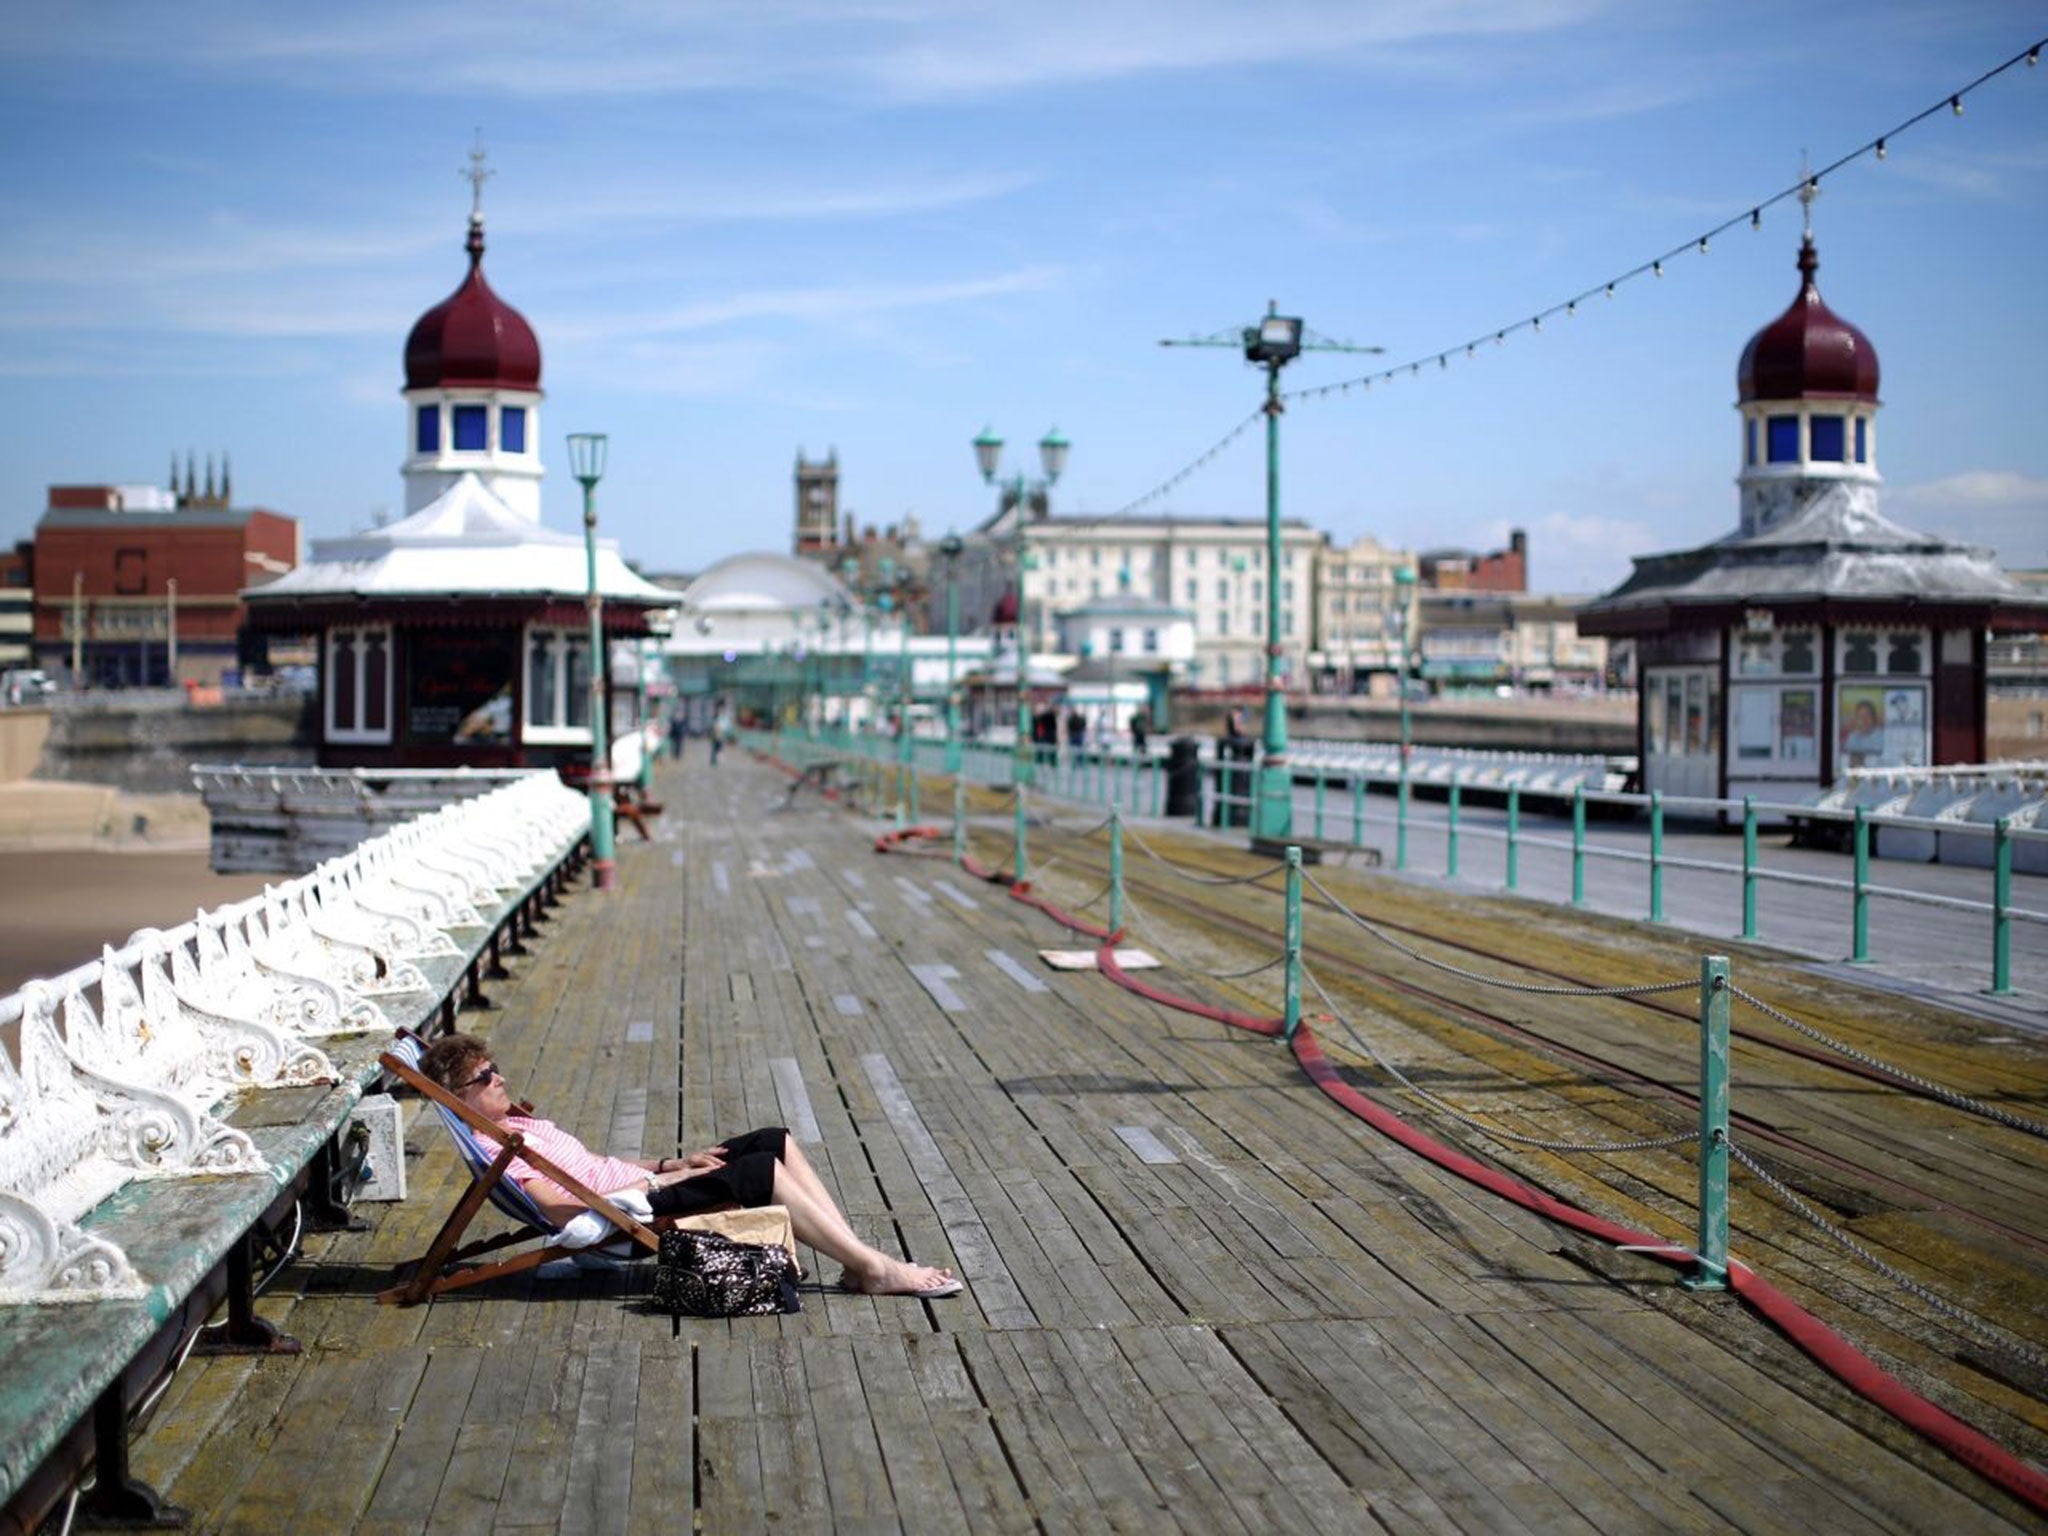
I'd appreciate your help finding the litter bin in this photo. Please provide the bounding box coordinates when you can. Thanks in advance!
[1164,736,1202,818]
[1213,736,1254,828]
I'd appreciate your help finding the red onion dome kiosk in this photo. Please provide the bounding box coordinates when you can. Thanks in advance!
[243,203,674,772]
[1577,233,2048,812]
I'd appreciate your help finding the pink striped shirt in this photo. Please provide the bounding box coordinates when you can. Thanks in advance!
[476,1113,648,1207]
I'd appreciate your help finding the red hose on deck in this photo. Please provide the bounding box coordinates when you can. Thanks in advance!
[895,794,2048,1513]
[1099,938,2048,1517]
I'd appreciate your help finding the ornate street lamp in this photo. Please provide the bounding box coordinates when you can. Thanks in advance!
[566,432,617,891]
[973,425,1068,787]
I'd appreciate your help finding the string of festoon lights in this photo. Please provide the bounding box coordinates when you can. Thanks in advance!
[1111,36,2043,518]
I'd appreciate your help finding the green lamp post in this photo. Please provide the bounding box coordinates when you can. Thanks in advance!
[1244,307,1303,841]
[974,425,1068,789]
[567,431,616,892]
[939,534,964,773]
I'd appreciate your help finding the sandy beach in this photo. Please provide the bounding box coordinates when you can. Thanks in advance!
[0,781,270,993]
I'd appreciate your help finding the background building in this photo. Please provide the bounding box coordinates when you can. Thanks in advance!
[1579,229,2048,799]
[30,476,298,688]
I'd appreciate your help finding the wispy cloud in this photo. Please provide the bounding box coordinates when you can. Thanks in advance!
[8,0,1620,102]
[553,265,1066,341]
[1887,471,2048,566]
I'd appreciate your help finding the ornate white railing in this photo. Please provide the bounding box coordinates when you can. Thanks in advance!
[0,770,589,1303]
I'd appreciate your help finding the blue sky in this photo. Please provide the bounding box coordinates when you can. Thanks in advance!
[1,1,2042,593]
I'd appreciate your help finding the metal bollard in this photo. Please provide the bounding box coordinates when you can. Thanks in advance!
[1683,955,1731,1292]
[1283,846,1303,1042]
[1396,763,1411,872]
[1505,785,1520,892]
[1014,785,1029,884]
[1446,769,1460,878]
[1991,815,2014,996]
[952,777,965,867]
[1351,773,1365,849]
[1571,786,1586,906]
[1314,766,1327,842]
[1850,806,1871,964]
[1741,797,1758,940]
[1649,790,1665,922]
[1109,807,1124,937]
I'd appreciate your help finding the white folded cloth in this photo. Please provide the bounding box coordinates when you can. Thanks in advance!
[543,1185,654,1250]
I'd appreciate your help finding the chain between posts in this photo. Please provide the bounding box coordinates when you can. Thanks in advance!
[1300,868,1694,998]
[1117,889,1287,980]
[1301,965,1699,1153]
[1122,824,1290,887]
[1726,982,2048,1138]
[1727,1140,2048,1374]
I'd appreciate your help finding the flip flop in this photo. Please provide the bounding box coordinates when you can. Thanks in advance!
[837,1271,964,1299]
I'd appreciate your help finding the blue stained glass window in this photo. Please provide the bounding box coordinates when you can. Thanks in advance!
[416,406,439,453]
[1854,417,1867,463]
[453,404,488,451]
[1810,416,1845,462]
[501,406,527,454]
[1766,416,1800,463]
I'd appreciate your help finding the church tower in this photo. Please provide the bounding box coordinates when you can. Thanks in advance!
[1734,187,1880,537]
[400,141,545,521]
[794,449,838,555]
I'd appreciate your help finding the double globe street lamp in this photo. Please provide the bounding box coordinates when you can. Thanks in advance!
[972,426,1069,787]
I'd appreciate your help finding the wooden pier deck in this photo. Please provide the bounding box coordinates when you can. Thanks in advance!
[127,754,2048,1533]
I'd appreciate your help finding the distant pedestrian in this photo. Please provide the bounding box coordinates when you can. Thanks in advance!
[667,711,687,762]
[1130,709,1150,756]
[710,703,729,765]
[1066,707,1086,750]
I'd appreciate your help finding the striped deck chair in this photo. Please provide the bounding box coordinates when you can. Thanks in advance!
[377,1036,662,1306]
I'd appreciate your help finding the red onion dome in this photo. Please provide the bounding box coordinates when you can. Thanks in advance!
[404,220,541,391]
[991,590,1020,627]
[1737,238,1878,403]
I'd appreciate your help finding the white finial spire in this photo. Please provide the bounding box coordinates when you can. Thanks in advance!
[462,129,494,226]
[1797,149,1818,239]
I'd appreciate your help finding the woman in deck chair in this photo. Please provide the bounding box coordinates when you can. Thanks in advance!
[419,1034,961,1298]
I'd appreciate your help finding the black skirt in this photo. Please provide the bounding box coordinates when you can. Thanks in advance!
[646,1126,788,1218]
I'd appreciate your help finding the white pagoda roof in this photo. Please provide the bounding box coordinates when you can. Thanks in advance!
[245,472,673,606]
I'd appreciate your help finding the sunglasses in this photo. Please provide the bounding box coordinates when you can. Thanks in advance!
[462,1062,503,1092]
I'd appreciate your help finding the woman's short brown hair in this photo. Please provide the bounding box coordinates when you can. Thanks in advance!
[418,1032,490,1093]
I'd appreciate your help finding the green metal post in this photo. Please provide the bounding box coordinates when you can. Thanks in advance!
[1741,797,1759,940]
[1351,773,1364,849]
[1446,769,1460,878]
[1396,768,1410,871]
[1283,846,1303,1042]
[1850,806,1871,964]
[944,558,962,774]
[1014,785,1029,883]
[1108,807,1125,936]
[570,447,617,892]
[1649,790,1665,922]
[1990,815,2014,996]
[1314,766,1327,841]
[1252,357,1293,842]
[952,776,965,866]
[1505,785,1520,892]
[1682,954,1731,1292]
[1150,756,1162,817]
[1571,785,1586,907]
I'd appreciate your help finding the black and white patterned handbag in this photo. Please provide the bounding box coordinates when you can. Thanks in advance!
[653,1227,801,1324]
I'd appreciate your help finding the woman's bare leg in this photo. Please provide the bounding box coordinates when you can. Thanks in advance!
[770,1167,955,1294]
[774,1137,835,1211]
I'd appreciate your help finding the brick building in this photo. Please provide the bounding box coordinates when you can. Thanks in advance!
[31,475,299,688]
[1418,528,1527,592]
